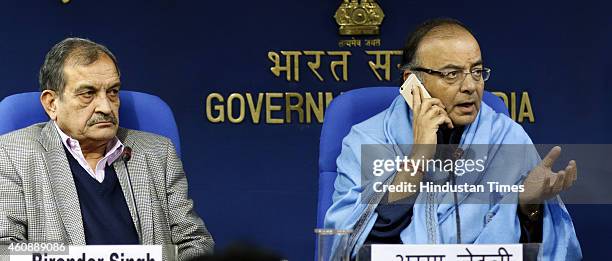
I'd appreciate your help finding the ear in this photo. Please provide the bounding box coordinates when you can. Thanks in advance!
[40,90,58,121]
[402,70,412,82]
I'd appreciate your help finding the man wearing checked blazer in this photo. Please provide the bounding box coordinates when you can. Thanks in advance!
[0,38,214,260]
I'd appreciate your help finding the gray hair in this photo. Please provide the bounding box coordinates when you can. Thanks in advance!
[38,37,120,97]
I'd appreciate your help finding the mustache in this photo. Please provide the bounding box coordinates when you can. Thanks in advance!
[87,113,118,126]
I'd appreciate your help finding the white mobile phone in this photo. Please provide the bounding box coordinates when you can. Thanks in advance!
[400,74,431,109]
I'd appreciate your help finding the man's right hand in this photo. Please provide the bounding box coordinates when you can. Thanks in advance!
[410,79,453,160]
[387,80,455,203]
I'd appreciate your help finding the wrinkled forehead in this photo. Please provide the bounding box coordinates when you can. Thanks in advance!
[63,54,120,90]
[416,26,482,69]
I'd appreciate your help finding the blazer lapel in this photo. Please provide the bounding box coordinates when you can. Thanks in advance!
[39,121,86,244]
[113,128,154,244]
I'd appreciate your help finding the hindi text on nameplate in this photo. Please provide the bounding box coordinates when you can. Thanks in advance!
[371,244,522,261]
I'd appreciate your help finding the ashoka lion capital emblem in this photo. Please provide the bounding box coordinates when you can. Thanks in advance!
[334,0,385,36]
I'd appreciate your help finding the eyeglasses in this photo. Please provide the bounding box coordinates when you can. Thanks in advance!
[411,67,491,84]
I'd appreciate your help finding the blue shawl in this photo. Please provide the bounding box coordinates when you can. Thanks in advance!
[324,95,581,260]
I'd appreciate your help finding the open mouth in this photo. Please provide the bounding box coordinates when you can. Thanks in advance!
[455,102,476,113]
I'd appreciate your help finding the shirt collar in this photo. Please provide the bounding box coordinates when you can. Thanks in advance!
[53,121,125,165]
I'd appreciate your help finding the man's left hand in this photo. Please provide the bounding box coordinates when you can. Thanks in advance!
[519,146,577,214]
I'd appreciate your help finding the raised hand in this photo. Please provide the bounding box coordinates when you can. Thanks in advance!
[519,146,578,209]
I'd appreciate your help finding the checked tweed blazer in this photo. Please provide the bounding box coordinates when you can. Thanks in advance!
[0,121,214,260]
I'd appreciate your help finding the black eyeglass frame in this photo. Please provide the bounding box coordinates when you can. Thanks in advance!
[410,67,491,83]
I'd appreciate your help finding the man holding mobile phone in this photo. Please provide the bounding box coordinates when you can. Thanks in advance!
[324,18,581,260]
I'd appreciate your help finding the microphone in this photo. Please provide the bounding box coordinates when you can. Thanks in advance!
[452,147,464,162]
[121,146,142,242]
[450,147,464,244]
[122,146,133,162]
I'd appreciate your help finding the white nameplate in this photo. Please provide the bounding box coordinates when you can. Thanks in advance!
[10,245,163,261]
[371,244,523,261]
